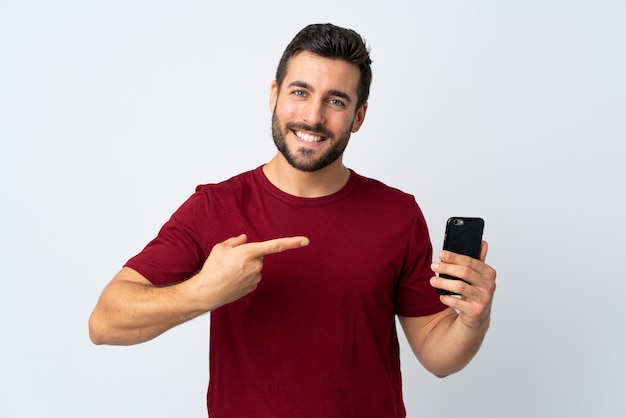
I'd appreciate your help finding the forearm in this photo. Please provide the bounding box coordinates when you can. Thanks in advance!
[417,311,489,378]
[89,235,309,345]
[89,271,209,346]
[413,243,496,377]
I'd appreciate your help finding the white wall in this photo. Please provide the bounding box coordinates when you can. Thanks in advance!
[1,1,624,417]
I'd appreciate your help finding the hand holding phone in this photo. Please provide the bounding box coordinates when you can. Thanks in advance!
[437,217,484,296]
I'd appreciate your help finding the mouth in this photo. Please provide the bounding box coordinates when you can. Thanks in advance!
[292,129,327,144]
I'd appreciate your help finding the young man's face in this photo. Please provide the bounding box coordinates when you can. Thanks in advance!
[270,51,367,172]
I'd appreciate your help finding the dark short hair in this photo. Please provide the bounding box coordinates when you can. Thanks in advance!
[275,23,373,110]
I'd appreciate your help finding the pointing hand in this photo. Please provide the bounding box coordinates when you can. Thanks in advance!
[191,234,310,310]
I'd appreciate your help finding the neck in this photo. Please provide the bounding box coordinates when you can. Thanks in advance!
[263,154,351,198]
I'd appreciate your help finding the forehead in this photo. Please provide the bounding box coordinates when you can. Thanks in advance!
[281,51,361,99]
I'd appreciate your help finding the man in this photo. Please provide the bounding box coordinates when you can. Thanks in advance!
[89,23,497,417]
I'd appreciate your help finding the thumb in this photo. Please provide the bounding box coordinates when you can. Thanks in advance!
[223,234,248,248]
[479,240,489,262]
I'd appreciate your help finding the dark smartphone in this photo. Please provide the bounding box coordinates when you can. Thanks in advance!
[437,217,485,296]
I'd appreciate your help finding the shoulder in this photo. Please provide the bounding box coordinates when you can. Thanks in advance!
[163,169,259,222]
[350,171,419,209]
[192,168,259,203]
[350,171,430,233]
[195,168,257,193]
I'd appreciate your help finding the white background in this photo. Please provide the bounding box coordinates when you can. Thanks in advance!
[1,1,625,417]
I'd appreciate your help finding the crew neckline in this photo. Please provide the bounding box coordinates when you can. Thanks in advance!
[253,165,358,207]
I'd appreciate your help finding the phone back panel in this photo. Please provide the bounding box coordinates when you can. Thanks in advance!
[438,217,484,296]
[443,217,484,259]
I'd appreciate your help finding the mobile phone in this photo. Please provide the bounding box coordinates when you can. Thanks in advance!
[437,217,484,296]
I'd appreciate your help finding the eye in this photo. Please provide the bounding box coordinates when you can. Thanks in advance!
[292,90,306,97]
[328,98,345,107]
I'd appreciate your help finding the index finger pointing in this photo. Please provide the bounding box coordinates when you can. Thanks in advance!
[248,236,310,257]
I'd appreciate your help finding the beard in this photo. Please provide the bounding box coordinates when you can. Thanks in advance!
[271,111,352,172]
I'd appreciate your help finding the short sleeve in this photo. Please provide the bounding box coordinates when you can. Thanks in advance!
[395,206,447,317]
[124,190,209,286]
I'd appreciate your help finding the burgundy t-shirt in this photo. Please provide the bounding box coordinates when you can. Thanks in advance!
[125,166,446,417]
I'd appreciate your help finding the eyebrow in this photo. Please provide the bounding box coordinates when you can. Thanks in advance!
[287,80,353,104]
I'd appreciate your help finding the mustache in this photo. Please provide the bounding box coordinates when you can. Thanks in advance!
[286,122,333,139]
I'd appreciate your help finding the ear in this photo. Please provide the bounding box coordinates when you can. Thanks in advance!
[351,103,368,133]
[269,80,278,112]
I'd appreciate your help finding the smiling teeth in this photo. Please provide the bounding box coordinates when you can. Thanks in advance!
[295,131,324,143]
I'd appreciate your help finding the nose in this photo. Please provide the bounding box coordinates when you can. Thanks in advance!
[302,99,325,126]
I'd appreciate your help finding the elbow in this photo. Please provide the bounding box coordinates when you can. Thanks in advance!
[423,359,464,379]
[428,364,465,379]
[88,310,109,345]
[89,328,105,345]
[89,332,105,345]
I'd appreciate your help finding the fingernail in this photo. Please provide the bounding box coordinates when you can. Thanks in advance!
[300,238,310,247]
[431,262,439,271]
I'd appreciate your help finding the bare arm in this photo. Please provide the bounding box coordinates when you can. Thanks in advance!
[399,241,496,377]
[89,234,310,345]
[88,267,207,345]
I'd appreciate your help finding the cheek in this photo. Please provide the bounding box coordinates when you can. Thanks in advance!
[274,100,293,118]
[337,116,356,133]
[281,100,303,115]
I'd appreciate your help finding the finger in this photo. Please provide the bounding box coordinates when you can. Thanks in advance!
[430,274,469,295]
[479,240,489,262]
[439,249,490,275]
[438,250,477,271]
[248,236,310,257]
[432,256,496,296]
[222,234,248,248]
[431,258,478,288]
